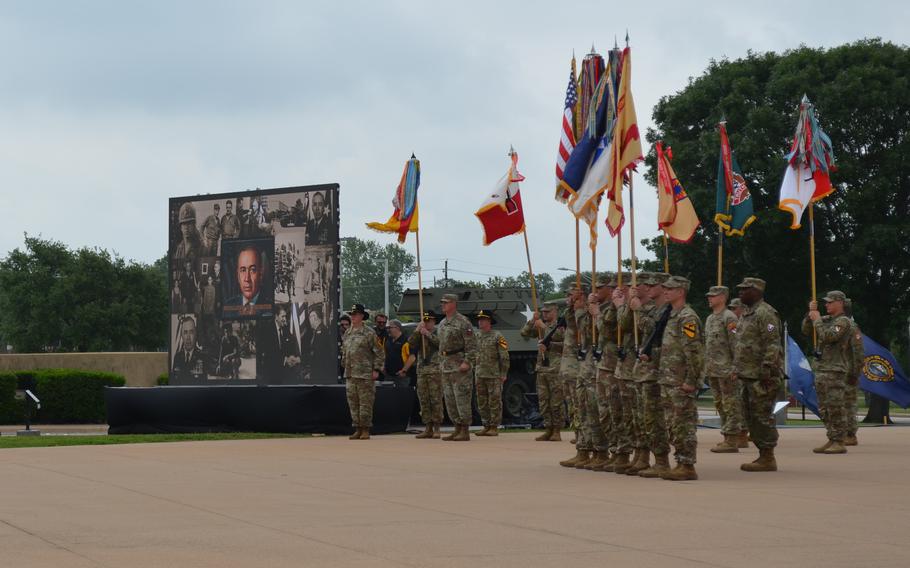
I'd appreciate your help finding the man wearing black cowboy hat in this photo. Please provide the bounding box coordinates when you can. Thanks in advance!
[474,310,510,436]
[405,311,443,439]
[340,304,384,440]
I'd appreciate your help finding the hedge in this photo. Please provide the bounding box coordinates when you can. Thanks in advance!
[0,372,19,424]
[0,369,125,424]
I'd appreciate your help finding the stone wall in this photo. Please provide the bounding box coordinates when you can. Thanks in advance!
[0,353,168,387]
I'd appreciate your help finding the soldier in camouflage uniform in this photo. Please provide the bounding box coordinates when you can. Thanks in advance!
[584,275,618,471]
[340,304,384,440]
[655,276,704,481]
[560,291,597,467]
[729,297,744,319]
[843,298,864,446]
[405,311,443,439]
[611,275,640,473]
[803,290,853,454]
[637,273,673,478]
[734,277,783,472]
[559,286,583,445]
[623,272,659,475]
[438,293,477,442]
[521,302,565,441]
[570,293,606,469]
[704,285,745,453]
[474,310,510,436]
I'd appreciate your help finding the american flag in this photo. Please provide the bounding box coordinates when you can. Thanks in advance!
[555,58,578,201]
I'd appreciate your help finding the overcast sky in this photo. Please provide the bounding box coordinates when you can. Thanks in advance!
[1,1,906,288]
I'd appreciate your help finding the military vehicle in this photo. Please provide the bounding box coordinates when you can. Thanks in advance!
[397,286,552,423]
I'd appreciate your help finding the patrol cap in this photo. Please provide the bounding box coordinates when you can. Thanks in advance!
[728,298,743,309]
[706,285,729,297]
[662,275,690,290]
[542,301,559,311]
[440,293,459,303]
[735,277,766,292]
[347,303,370,319]
[636,271,655,286]
[822,290,847,302]
[651,272,670,286]
[594,272,616,288]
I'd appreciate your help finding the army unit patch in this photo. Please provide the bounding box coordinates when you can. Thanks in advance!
[498,337,509,349]
[683,322,698,338]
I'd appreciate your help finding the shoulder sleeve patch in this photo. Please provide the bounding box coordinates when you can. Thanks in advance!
[498,337,508,349]
[683,321,698,339]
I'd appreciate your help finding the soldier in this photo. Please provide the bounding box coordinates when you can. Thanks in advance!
[474,310,510,436]
[728,297,744,319]
[172,316,207,381]
[220,199,241,239]
[803,290,853,454]
[340,304,384,440]
[637,272,674,478]
[521,301,564,441]
[570,290,605,469]
[200,203,222,257]
[438,293,477,442]
[587,275,617,470]
[405,311,443,439]
[611,275,640,474]
[733,277,783,472]
[559,285,583,446]
[559,289,594,467]
[174,202,203,261]
[843,298,864,446]
[705,285,745,453]
[624,272,658,475]
[656,276,704,481]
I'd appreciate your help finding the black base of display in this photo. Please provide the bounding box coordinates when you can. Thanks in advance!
[105,385,414,435]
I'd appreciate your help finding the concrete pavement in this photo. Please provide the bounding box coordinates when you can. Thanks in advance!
[2,427,909,568]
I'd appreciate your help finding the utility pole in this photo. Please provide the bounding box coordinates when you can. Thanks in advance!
[444,259,448,283]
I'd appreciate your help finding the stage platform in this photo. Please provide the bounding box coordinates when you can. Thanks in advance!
[105,384,414,435]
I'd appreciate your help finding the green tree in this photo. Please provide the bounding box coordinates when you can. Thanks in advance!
[341,237,416,314]
[486,271,556,298]
[644,39,910,358]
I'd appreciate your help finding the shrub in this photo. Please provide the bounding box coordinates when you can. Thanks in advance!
[0,372,20,424]
[156,372,169,386]
[0,369,125,424]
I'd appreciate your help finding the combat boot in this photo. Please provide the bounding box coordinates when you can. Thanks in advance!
[560,450,588,468]
[710,434,740,453]
[359,428,371,440]
[535,428,553,441]
[823,441,847,454]
[574,451,594,469]
[415,425,433,439]
[639,452,670,478]
[584,450,609,470]
[431,423,441,439]
[611,452,632,474]
[741,447,777,472]
[548,429,562,442]
[812,440,833,454]
[844,434,858,446]
[349,428,362,440]
[626,450,651,475]
[599,453,618,472]
[738,431,749,448]
[487,426,499,436]
[452,424,470,441]
[660,463,698,481]
[442,425,459,441]
[474,425,490,437]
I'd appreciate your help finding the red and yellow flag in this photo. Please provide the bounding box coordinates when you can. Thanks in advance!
[656,142,700,243]
[475,150,526,245]
[605,47,643,237]
[366,156,420,243]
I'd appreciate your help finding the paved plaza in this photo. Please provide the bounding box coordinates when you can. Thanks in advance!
[2,427,909,568]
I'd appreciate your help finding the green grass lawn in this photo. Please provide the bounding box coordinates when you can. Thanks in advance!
[0,432,309,449]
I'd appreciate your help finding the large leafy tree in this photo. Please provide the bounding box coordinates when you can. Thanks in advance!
[341,237,416,314]
[643,39,910,358]
[0,236,168,352]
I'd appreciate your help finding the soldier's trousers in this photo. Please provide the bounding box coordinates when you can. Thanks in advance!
[536,369,565,429]
[707,375,744,436]
[561,358,581,432]
[741,375,781,449]
[816,371,848,442]
[607,375,627,454]
[845,378,859,437]
[576,372,604,451]
[416,370,444,425]
[642,381,669,455]
[631,382,647,450]
[442,370,473,426]
[475,376,503,427]
[345,377,376,428]
[661,384,698,465]
[615,380,638,454]
[595,368,615,450]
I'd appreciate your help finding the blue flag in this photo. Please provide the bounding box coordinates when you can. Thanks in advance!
[860,335,910,408]
[786,335,820,417]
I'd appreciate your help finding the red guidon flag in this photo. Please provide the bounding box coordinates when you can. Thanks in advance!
[475,149,526,245]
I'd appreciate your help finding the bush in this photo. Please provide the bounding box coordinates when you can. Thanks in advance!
[156,372,169,386]
[0,372,21,424]
[0,369,125,424]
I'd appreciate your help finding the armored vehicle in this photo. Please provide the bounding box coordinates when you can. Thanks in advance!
[397,287,550,422]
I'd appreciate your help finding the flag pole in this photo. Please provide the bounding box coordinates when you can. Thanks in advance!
[717,193,730,286]
[616,222,623,345]
[591,237,597,342]
[808,202,818,349]
[414,227,427,357]
[662,230,670,273]
[629,174,639,349]
[522,230,543,343]
[575,219,582,290]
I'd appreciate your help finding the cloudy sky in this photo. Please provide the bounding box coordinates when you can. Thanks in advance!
[1,1,906,288]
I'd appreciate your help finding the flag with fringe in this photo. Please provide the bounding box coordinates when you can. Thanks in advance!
[555,56,578,202]
[366,155,420,243]
[605,47,643,237]
[715,123,756,236]
[656,142,699,243]
[475,149,526,245]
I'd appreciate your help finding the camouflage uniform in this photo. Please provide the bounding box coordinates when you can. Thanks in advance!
[637,299,671,457]
[438,310,477,426]
[845,317,865,439]
[576,307,604,452]
[596,299,619,453]
[474,328,510,428]
[802,311,852,443]
[407,328,443,425]
[631,296,658,453]
[341,325,384,428]
[521,318,565,430]
[614,300,638,456]
[733,295,783,449]
[560,305,581,432]
[658,295,704,466]
[705,305,742,436]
